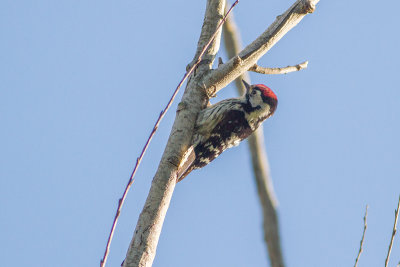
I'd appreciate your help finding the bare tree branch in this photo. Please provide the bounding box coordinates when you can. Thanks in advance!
[354,205,368,267]
[203,0,319,95]
[223,7,285,267]
[122,1,319,266]
[249,61,308,75]
[385,196,400,267]
[122,1,228,266]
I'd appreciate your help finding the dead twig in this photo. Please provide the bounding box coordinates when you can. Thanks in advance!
[100,1,239,267]
[354,205,368,267]
[248,61,308,75]
[385,195,400,267]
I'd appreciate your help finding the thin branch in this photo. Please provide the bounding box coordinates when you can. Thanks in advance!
[249,60,308,75]
[100,2,238,266]
[100,79,184,267]
[385,195,400,267]
[223,5,284,267]
[121,1,238,266]
[203,0,319,95]
[354,205,368,267]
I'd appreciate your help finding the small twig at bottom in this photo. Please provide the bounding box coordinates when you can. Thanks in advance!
[385,195,400,267]
[354,205,368,267]
[99,1,239,267]
[249,60,308,75]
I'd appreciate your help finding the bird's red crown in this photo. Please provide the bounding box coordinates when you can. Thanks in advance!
[254,84,277,101]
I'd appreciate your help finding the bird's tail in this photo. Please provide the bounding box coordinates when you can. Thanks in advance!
[177,147,196,182]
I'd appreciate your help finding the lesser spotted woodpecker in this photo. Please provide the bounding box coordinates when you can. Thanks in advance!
[177,80,277,182]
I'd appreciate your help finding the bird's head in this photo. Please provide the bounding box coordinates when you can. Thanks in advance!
[242,80,278,116]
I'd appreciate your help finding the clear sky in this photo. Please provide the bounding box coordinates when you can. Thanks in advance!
[1,0,400,266]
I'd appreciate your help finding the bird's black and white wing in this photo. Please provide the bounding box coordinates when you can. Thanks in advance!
[193,98,243,145]
[177,98,243,182]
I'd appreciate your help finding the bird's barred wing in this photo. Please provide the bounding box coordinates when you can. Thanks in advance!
[194,98,243,143]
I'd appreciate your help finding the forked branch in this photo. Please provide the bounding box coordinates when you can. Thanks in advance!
[122,0,319,266]
[203,0,319,95]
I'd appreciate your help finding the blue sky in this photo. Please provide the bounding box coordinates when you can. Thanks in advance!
[1,0,400,266]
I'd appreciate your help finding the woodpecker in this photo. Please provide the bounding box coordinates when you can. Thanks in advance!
[177,80,277,182]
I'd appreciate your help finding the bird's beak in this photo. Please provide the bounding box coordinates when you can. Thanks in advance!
[242,80,251,94]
